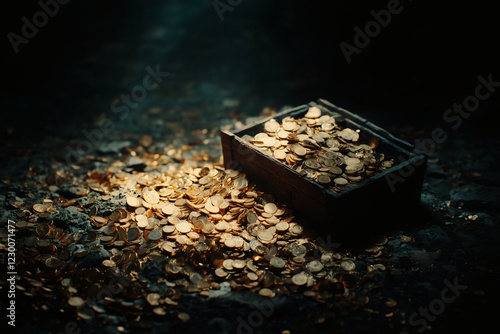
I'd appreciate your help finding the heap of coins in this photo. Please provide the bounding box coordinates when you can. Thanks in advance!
[88,165,365,299]
[244,106,396,192]
[5,156,390,325]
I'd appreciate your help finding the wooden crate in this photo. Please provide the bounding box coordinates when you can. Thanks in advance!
[221,99,427,236]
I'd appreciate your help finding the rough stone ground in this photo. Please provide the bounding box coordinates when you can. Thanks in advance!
[1,1,499,334]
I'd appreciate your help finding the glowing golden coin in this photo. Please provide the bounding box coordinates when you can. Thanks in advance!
[126,196,140,208]
[263,203,278,214]
[143,189,160,204]
[68,297,85,307]
[304,106,321,118]
[33,204,47,213]
[176,222,192,233]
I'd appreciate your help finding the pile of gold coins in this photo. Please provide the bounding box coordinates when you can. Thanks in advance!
[245,106,395,192]
[86,165,369,301]
[5,152,390,326]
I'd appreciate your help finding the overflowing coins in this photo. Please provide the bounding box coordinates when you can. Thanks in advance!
[244,106,396,192]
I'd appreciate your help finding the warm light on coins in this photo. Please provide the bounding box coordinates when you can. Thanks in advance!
[245,106,395,192]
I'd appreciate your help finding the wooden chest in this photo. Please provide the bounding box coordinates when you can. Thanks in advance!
[221,99,427,236]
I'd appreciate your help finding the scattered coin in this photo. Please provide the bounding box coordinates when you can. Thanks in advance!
[291,272,308,286]
[147,293,161,306]
[176,222,192,234]
[4,153,393,325]
[259,288,274,297]
[178,313,190,322]
[305,260,323,273]
[126,196,140,208]
[68,297,85,307]
[143,189,160,204]
[33,204,47,213]
[341,260,356,271]
[264,203,278,214]
[270,257,286,269]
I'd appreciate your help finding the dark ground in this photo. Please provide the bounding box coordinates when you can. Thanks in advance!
[1,1,500,334]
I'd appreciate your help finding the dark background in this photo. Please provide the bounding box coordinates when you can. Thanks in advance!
[1,1,499,334]
[1,0,498,149]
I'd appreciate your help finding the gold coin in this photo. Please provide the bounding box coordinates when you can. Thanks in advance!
[329,167,342,175]
[291,145,306,156]
[334,178,348,186]
[137,219,148,229]
[259,288,274,297]
[202,222,215,233]
[247,272,258,281]
[205,198,219,213]
[187,231,200,240]
[246,211,257,224]
[128,227,140,241]
[33,204,47,213]
[176,222,192,233]
[264,119,280,133]
[277,130,289,139]
[305,260,323,273]
[258,231,273,243]
[270,257,285,269]
[321,122,335,131]
[289,224,304,235]
[45,256,63,268]
[338,128,359,142]
[263,136,277,147]
[291,244,307,257]
[126,196,140,208]
[190,272,204,284]
[304,159,320,169]
[215,221,229,232]
[233,177,248,189]
[215,268,228,278]
[147,293,161,306]
[273,149,287,160]
[341,260,356,271]
[102,259,116,268]
[282,120,298,131]
[68,297,85,307]
[178,313,190,322]
[317,175,331,184]
[224,238,236,248]
[264,203,278,214]
[232,259,246,269]
[153,307,166,315]
[143,189,160,204]
[199,176,213,185]
[291,272,308,285]
[148,229,163,240]
[275,222,289,232]
[162,225,176,234]
[222,259,233,270]
[304,106,321,118]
